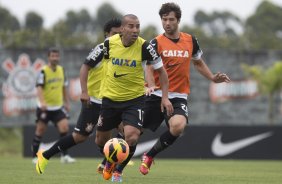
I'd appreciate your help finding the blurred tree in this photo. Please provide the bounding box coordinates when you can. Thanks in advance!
[241,62,282,124]
[92,3,123,44]
[64,9,93,34]
[0,6,20,31]
[180,25,213,49]
[52,20,92,48]
[193,10,243,49]
[140,25,158,41]
[244,1,282,50]
[95,3,123,29]
[194,10,242,37]
[25,11,43,31]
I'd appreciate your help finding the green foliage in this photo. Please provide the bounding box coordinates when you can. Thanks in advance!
[241,61,282,123]
[1,1,282,50]
[241,62,282,94]
[194,10,242,37]
[25,11,43,31]
[0,6,20,31]
[244,1,282,49]
[140,24,159,41]
[95,3,123,30]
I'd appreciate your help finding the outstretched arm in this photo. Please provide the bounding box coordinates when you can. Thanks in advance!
[192,58,231,83]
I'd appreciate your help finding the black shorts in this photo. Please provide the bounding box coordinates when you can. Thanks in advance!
[143,95,189,132]
[36,107,69,126]
[97,95,145,132]
[74,101,101,136]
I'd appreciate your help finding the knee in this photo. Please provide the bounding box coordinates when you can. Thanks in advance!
[57,120,69,133]
[72,132,87,143]
[95,134,108,146]
[169,121,186,136]
[124,132,140,146]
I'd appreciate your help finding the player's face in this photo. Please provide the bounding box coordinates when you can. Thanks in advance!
[48,52,60,66]
[121,17,140,46]
[107,26,121,37]
[161,11,179,35]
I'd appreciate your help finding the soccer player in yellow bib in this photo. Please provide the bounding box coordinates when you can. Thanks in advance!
[81,14,173,182]
[31,48,75,166]
[35,19,122,175]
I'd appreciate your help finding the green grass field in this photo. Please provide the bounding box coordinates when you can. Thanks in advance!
[1,128,282,183]
[0,156,282,184]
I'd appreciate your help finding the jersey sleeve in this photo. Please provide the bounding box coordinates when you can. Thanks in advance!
[84,43,104,67]
[103,38,110,59]
[142,41,163,70]
[192,36,203,60]
[36,70,45,87]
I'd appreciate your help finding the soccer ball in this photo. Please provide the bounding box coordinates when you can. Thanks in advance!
[103,138,129,164]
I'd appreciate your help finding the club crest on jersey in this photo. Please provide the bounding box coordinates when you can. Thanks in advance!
[162,50,189,58]
[112,58,137,67]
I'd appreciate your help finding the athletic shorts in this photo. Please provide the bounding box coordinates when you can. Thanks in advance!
[36,106,69,126]
[74,101,101,136]
[142,94,189,132]
[97,95,145,132]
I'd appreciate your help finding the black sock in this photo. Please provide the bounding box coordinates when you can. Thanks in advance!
[31,135,42,157]
[43,134,76,159]
[60,132,68,156]
[101,158,107,165]
[116,145,136,173]
[98,145,107,165]
[147,130,179,158]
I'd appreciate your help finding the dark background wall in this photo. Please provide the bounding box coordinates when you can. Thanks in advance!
[1,49,282,126]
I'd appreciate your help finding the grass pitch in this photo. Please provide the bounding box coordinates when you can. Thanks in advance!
[0,156,281,184]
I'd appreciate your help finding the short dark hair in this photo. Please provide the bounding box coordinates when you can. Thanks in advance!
[159,2,182,21]
[48,47,59,56]
[103,18,122,34]
[121,14,138,25]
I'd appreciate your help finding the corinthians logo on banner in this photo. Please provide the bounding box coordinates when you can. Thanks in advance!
[1,54,45,116]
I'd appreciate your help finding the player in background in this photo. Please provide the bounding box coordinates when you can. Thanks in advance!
[83,14,173,182]
[31,47,75,164]
[139,2,231,175]
[35,18,122,174]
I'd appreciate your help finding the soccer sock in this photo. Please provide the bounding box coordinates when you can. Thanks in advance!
[147,130,179,158]
[31,135,42,157]
[98,145,107,165]
[115,145,136,173]
[59,132,68,156]
[43,134,76,159]
[98,145,104,155]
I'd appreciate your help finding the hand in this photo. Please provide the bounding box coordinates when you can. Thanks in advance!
[64,103,70,112]
[212,72,231,83]
[161,97,174,116]
[145,86,155,96]
[80,92,90,106]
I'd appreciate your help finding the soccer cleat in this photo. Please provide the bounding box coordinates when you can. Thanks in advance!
[111,171,123,182]
[97,164,104,174]
[103,161,116,180]
[32,157,38,164]
[139,153,154,175]
[36,150,48,174]
[127,160,134,166]
[60,155,76,164]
